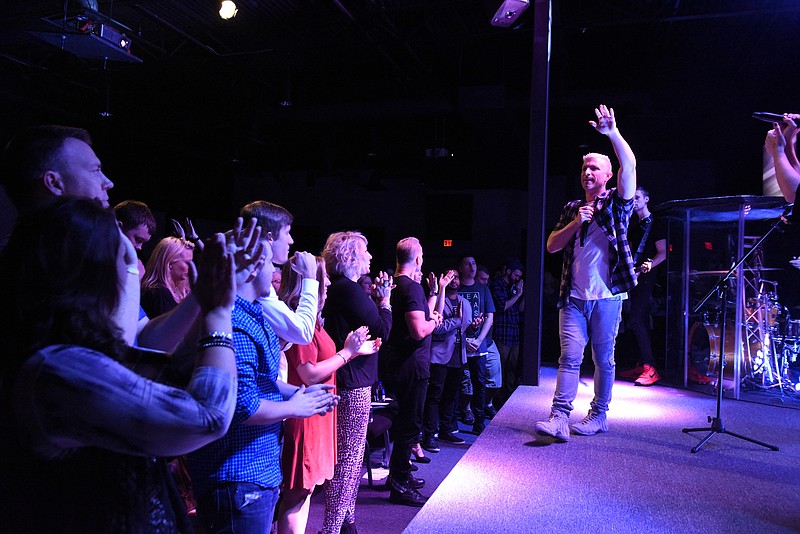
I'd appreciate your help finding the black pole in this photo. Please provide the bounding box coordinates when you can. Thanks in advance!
[522,0,551,387]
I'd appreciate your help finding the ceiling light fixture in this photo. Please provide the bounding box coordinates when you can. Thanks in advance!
[219,1,238,20]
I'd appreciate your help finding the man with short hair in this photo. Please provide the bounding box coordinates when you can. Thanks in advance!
[619,187,666,386]
[240,200,318,354]
[1,125,113,211]
[187,234,337,533]
[0,124,198,352]
[114,200,156,280]
[457,256,495,435]
[490,257,525,408]
[535,104,637,441]
[383,237,442,507]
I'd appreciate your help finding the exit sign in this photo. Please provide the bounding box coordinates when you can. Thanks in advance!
[443,239,453,247]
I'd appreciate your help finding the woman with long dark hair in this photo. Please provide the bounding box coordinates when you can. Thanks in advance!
[0,196,261,533]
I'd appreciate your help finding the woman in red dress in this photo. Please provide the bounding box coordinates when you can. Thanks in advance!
[276,256,378,534]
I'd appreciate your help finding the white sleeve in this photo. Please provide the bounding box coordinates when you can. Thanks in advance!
[258,278,319,344]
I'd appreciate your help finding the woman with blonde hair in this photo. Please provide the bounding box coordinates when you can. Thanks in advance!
[275,255,376,534]
[320,231,393,534]
[141,237,195,317]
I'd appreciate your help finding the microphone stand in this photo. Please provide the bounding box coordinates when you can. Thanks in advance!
[681,209,787,453]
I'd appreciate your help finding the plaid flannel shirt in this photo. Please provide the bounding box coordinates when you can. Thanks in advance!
[553,187,636,308]
[187,296,284,496]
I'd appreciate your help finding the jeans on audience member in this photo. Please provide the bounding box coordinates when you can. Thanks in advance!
[553,297,621,416]
[467,353,487,426]
[424,363,463,438]
[196,482,279,534]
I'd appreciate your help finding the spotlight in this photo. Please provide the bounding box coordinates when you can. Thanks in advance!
[490,0,530,28]
[118,35,131,50]
[219,1,238,20]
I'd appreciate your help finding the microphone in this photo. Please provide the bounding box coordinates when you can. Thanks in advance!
[753,112,790,123]
[579,197,600,247]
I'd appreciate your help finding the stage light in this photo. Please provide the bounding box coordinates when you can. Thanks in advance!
[219,1,238,20]
[490,0,530,28]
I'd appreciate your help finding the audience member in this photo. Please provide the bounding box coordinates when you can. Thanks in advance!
[276,255,377,534]
[490,257,525,408]
[140,237,195,318]
[187,223,337,534]
[422,270,470,453]
[240,201,318,349]
[272,269,283,294]
[320,231,393,533]
[358,273,373,296]
[476,263,502,418]
[0,123,207,355]
[383,237,442,507]
[535,104,637,441]
[0,197,247,532]
[457,256,495,435]
[114,199,155,279]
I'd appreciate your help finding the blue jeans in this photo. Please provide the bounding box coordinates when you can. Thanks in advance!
[553,297,623,416]
[196,482,279,534]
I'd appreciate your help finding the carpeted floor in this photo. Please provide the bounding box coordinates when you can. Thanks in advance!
[307,366,800,533]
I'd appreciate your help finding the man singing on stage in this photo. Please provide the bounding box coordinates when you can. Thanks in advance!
[535,104,637,441]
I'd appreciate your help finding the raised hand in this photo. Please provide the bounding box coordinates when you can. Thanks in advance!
[291,251,317,279]
[192,233,236,312]
[439,269,456,289]
[589,104,616,136]
[374,271,394,300]
[225,217,265,287]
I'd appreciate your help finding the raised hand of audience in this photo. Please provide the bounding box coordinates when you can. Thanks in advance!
[291,251,317,279]
[191,233,236,313]
[225,217,265,287]
[172,217,204,251]
[373,271,394,302]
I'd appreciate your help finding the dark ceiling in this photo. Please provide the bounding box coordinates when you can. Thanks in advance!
[1,1,799,217]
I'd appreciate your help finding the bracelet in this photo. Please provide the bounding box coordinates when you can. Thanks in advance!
[188,235,201,243]
[198,339,235,352]
[198,332,234,352]
[429,292,438,297]
[379,302,392,311]
[126,265,140,276]
[338,353,348,365]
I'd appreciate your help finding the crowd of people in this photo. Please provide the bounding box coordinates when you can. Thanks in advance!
[2,106,795,533]
[0,123,527,533]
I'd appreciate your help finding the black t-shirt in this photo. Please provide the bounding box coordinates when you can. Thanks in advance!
[322,275,392,389]
[628,213,667,269]
[384,275,432,379]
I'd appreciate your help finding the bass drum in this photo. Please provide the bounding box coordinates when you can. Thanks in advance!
[688,321,759,379]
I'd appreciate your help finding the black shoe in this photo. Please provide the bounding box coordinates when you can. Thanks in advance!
[389,487,428,507]
[438,431,466,445]
[485,405,497,419]
[460,409,475,425]
[411,447,431,463]
[472,424,485,435]
[421,437,440,453]
[410,463,419,472]
[387,474,425,491]
[340,521,358,534]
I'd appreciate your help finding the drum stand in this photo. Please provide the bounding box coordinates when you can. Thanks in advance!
[682,215,785,453]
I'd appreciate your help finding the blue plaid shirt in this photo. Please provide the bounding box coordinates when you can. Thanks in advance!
[489,278,521,346]
[187,296,284,496]
[553,187,636,308]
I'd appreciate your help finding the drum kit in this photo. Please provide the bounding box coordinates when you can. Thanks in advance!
[689,257,800,396]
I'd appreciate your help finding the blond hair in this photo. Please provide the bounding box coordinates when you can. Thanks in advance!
[141,237,194,303]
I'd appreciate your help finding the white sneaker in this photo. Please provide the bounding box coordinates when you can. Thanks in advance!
[534,411,570,442]
[569,410,608,436]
